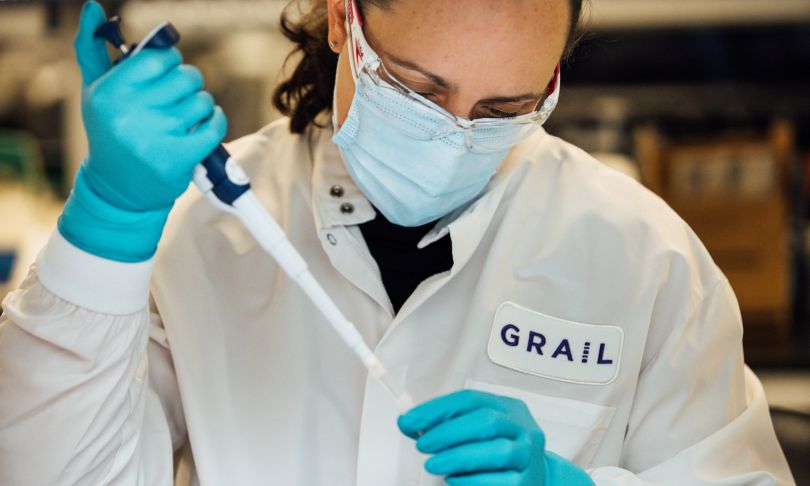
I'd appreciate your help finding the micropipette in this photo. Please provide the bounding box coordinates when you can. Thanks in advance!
[94,16,415,413]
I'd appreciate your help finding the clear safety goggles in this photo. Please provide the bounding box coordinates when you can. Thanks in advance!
[343,0,561,152]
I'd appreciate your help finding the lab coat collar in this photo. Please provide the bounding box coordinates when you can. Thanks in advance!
[310,123,554,256]
[417,128,556,271]
[212,120,555,273]
[375,127,556,330]
[310,124,377,230]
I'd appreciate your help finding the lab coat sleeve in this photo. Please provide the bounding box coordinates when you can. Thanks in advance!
[0,230,178,485]
[586,275,794,485]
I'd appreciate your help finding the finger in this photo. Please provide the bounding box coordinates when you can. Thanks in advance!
[424,437,531,477]
[173,105,228,167]
[446,471,524,486]
[164,91,215,134]
[140,64,204,107]
[398,390,509,439]
[113,47,183,86]
[73,0,112,86]
[416,407,524,454]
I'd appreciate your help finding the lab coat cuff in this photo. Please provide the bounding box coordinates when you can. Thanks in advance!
[36,229,154,315]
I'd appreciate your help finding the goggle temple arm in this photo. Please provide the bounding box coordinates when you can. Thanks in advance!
[344,0,372,82]
[343,0,561,124]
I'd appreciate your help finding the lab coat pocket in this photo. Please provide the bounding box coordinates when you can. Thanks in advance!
[465,378,615,466]
[418,378,615,485]
[418,379,615,485]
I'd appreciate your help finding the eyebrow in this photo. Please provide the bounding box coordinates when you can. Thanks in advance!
[386,53,544,105]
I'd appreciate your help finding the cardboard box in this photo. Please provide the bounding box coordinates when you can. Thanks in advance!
[635,121,794,327]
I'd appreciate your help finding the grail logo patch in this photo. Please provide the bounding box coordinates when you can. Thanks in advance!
[487,302,623,385]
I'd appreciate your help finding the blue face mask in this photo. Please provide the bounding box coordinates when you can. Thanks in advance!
[332,78,512,227]
[331,0,560,227]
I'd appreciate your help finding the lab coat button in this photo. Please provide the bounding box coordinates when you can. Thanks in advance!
[340,202,355,214]
[327,233,337,245]
[330,185,345,198]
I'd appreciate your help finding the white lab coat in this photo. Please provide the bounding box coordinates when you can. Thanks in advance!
[0,119,794,485]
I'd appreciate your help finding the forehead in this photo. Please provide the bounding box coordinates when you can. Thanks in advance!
[362,0,569,89]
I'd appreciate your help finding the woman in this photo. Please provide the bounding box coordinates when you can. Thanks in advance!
[0,0,794,484]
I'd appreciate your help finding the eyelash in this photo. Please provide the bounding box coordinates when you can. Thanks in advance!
[415,91,519,119]
[483,108,519,118]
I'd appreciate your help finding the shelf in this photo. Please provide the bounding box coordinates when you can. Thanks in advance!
[548,84,810,122]
[121,0,286,36]
[589,0,810,29]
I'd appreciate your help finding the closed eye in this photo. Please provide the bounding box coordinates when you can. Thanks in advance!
[481,108,520,118]
[416,91,440,101]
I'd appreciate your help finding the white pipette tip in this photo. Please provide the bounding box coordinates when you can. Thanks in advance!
[378,370,415,413]
[394,392,416,413]
[363,354,415,413]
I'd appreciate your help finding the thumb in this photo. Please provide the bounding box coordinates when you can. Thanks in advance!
[73,0,112,86]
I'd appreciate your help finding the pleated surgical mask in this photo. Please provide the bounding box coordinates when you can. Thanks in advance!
[331,0,561,226]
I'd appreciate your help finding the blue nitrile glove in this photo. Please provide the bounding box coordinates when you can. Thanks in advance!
[58,0,227,262]
[397,390,595,486]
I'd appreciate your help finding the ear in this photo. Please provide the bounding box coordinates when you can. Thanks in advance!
[326,0,349,53]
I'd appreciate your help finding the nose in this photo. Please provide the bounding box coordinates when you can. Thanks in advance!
[438,93,478,120]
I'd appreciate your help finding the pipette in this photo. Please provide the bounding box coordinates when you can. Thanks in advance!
[95,17,415,413]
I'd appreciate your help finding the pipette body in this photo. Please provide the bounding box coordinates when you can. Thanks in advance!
[94,17,415,414]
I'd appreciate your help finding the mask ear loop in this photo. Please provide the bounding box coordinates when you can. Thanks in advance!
[334,0,363,131]
[332,63,342,131]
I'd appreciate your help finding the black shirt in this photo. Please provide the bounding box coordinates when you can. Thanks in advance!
[359,210,454,314]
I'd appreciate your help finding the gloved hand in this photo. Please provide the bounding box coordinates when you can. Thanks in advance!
[58,0,227,262]
[398,390,595,486]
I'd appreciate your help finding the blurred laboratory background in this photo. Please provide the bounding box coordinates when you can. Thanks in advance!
[0,0,808,481]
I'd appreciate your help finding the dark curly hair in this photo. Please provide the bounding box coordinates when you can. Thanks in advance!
[272,0,587,134]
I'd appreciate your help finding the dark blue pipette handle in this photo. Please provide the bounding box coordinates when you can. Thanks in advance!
[91,14,420,413]
[94,17,250,206]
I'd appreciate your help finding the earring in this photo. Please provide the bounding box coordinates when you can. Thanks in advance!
[329,39,338,51]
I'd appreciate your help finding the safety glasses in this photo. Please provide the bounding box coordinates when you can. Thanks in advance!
[343,0,560,152]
